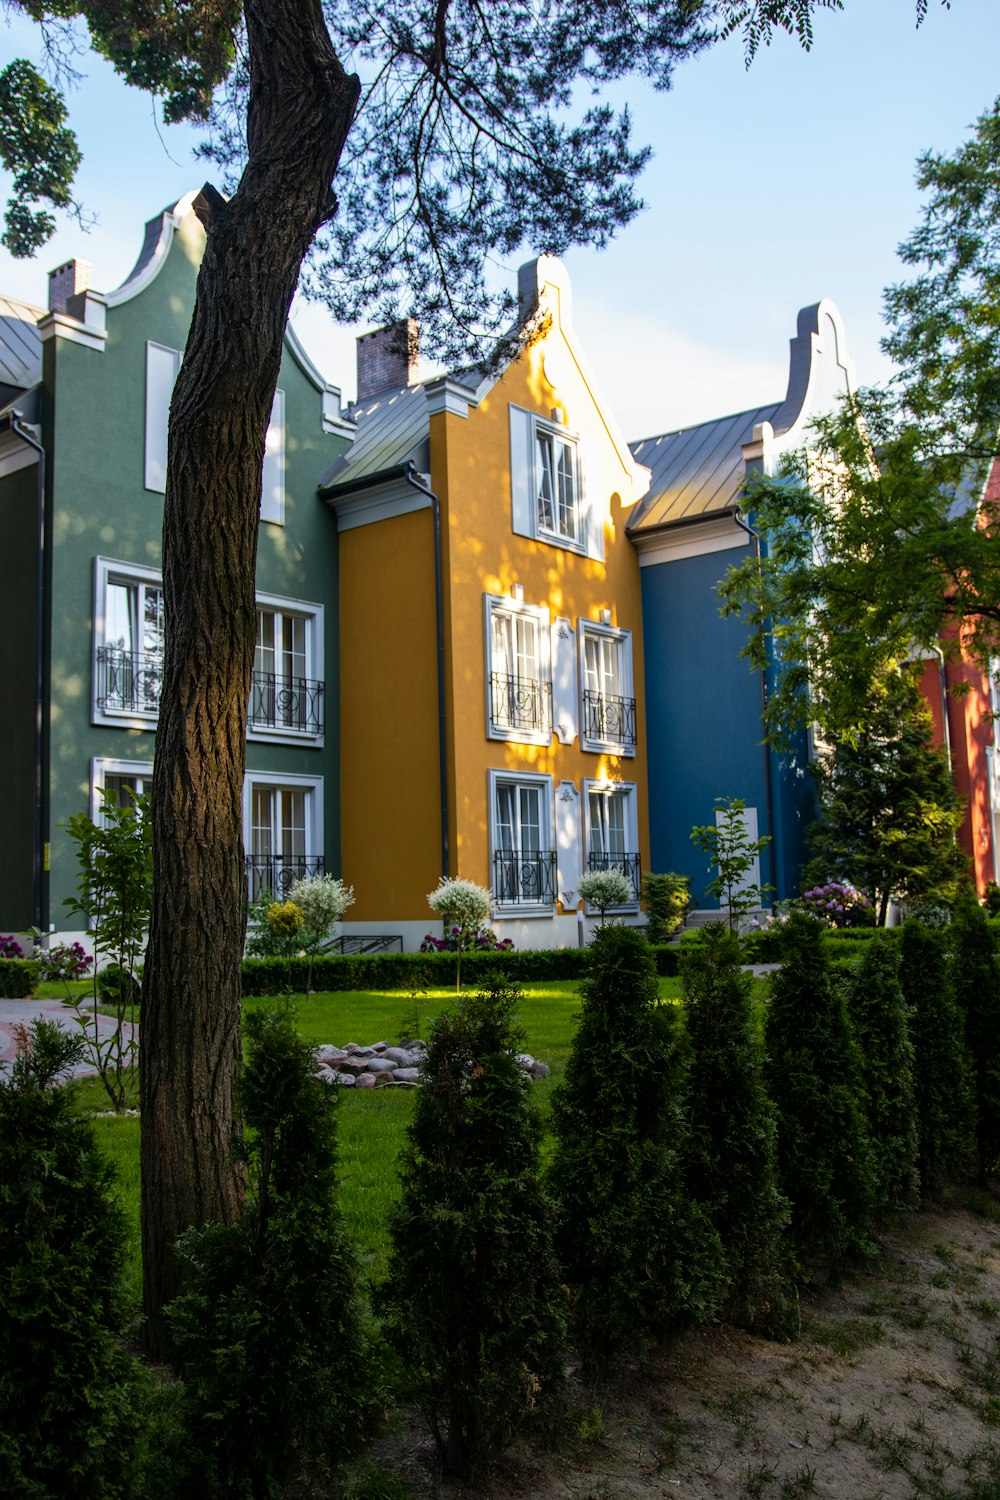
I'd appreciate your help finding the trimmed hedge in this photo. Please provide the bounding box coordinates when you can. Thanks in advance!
[241,941,680,995]
[0,959,39,998]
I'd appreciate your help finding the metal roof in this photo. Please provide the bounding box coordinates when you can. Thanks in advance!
[0,296,43,400]
[318,380,433,489]
[628,401,781,532]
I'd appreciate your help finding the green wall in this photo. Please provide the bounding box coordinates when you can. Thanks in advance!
[0,461,40,929]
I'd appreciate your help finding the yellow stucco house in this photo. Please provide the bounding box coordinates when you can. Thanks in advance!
[319,257,651,950]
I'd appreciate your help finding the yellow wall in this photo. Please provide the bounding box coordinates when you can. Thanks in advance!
[339,507,441,919]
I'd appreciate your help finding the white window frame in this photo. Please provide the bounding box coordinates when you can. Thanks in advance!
[578,621,636,756]
[248,590,325,745]
[91,756,155,825]
[92,557,166,729]
[583,778,640,910]
[242,769,324,901]
[488,768,556,918]
[534,418,582,548]
[483,593,552,745]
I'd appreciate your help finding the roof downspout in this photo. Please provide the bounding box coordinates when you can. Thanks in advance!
[402,465,450,880]
[9,411,47,932]
[733,510,779,904]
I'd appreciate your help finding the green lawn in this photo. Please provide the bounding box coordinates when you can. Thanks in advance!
[74,974,701,1298]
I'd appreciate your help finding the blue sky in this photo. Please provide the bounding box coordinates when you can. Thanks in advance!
[1,0,998,436]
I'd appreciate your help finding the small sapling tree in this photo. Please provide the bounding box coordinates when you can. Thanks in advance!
[549,925,724,1366]
[427,877,493,991]
[0,1021,142,1499]
[901,921,976,1199]
[682,923,789,1325]
[845,933,920,1215]
[168,1003,368,1497]
[384,978,565,1482]
[949,888,1000,1184]
[62,790,152,1112]
[691,798,773,934]
[577,868,634,927]
[288,872,354,989]
[765,912,875,1280]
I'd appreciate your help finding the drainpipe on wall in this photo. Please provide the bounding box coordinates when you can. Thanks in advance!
[733,510,779,905]
[928,645,953,773]
[402,465,450,881]
[9,411,48,932]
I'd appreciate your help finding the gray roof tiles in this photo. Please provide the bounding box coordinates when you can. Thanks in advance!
[319,380,433,489]
[0,296,43,396]
[629,400,781,531]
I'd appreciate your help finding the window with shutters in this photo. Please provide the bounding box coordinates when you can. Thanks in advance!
[509,405,600,559]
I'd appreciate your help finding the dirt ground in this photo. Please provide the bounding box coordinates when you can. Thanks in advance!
[379,1206,1000,1500]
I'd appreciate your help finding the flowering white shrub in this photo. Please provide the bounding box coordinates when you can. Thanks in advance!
[427,877,492,931]
[578,869,633,921]
[287,875,354,949]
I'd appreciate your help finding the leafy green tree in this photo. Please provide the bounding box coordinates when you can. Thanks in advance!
[384,978,565,1482]
[62,789,152,1111]
[764,913,875,1279]
[549,925,724,1365]
[802,670,967,925]
[721,97,1000,747]
[948,889,1000,1183]
[691,797,773,932]
[3,0,936,1349]
[167,1003,368,1499]
[844,933,920,1214]
[0,1021,142,1500]
[899,921,975,1199]
[682,923,789,1325]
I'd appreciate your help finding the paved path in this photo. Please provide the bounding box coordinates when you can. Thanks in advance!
[0,997,136,1079]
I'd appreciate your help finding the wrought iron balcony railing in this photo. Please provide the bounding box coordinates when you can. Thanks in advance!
[492,849,558,907]
[96,647,163,715]
[489,672,552,735]
[582,689,637,749]
[249,672,325,736]
[586,850,642,901]
[247,854,325,902]
[96,647,324,735]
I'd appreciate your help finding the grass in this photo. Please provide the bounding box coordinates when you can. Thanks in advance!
[68,975,688,1300]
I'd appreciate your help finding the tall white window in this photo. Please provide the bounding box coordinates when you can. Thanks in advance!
[584,780,640,905]
[250,597,324,739]
[91,758,155,824]
[580,623,636,754]
[485,595,551,743]
[489,770,556,911]
[535,427,579,544]
[244,772,323,901]
[94,559,166,723]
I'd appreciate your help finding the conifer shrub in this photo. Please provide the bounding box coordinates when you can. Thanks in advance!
[682,923,789,1325]
[549,925,724,1366]
[845,932,920,1214]
[641,872,690,943]
[167,1003,369,1499]
[0,1021,142,1500]
[949,888,1000,1182]
[383,977,565,1482]
[900,921,976,1198]
[764,912,876,1280]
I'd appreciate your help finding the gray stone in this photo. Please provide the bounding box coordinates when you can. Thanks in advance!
[393,1066,421,1082]
[334,1072,356,1086]
[382,1047,413,1066]
[315,1044,348,1063]
[355,1072,377,1088]
[338,1058,370,1077]
[529,1061,550,1080]
[366,1057,396,1073]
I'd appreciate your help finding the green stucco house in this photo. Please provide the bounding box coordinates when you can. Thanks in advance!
[0,193,352,941]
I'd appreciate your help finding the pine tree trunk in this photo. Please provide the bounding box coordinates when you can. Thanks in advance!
[139,0,358,1354]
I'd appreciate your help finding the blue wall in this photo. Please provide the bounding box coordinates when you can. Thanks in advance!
[640,544,814,907]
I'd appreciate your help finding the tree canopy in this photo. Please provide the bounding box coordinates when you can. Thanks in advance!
[721,94,1000,745]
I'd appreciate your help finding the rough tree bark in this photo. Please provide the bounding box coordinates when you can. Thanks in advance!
[139,0,359,1354]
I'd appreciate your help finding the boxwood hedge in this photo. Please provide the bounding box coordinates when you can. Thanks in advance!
[0,960,40,998]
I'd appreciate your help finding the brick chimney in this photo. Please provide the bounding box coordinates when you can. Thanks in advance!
[356,319,420,402]
[48,259,93,315]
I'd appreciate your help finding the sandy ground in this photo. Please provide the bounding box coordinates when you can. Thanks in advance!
[378,1206,1000,1500]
